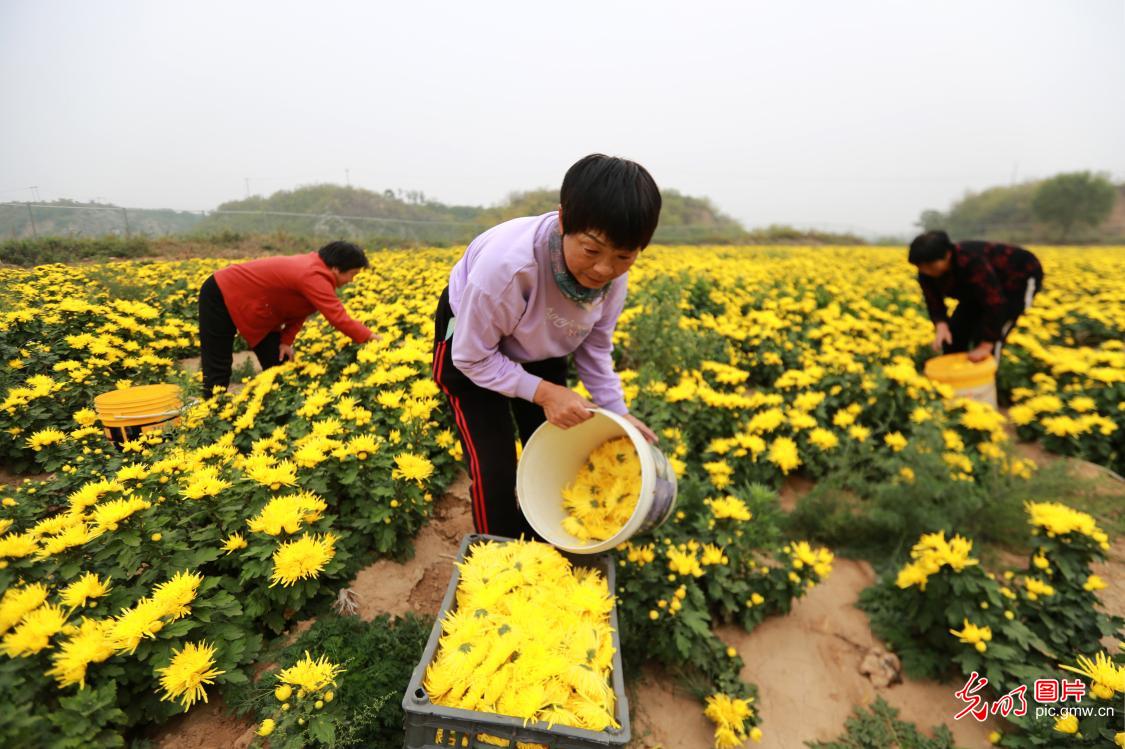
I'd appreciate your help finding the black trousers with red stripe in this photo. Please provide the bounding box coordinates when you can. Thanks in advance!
[431,287,563,540]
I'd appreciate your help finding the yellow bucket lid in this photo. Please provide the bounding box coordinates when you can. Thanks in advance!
[924,353,997,388]
[94,384,182,412]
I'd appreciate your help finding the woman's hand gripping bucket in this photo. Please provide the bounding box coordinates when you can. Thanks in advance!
[516,408,678,554]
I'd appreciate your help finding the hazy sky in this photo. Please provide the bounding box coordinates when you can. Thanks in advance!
[2,0,1123,236]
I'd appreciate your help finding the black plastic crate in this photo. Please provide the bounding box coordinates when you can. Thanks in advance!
[402,534,630,749]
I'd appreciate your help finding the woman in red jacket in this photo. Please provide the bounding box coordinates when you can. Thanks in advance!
[198,241,376,395]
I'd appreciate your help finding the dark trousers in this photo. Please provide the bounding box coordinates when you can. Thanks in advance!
[945,273,1043,360]
[431,287,563,540]
[198,275,282,396]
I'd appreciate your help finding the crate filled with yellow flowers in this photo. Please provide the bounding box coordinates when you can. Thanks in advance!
[402,535,630,749]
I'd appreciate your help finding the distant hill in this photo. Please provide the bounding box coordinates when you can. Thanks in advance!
[0,200,202,239]
[477,187,752,243]
[199,184,851,245]
[197,185,486,245]
[2,184,866,246]
[194,183,757,244]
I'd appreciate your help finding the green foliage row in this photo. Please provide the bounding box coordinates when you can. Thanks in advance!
[806,697,961,749]
[785,430,1064,563]
[0,236,154,266]
[858,517,1122,747]
[230,613,433,749]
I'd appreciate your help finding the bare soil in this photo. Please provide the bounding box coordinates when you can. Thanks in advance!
[634,559,997,748]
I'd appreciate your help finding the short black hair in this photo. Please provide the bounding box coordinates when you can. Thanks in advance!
[559,154,661,250]
[318,240,369,271]
[908,230,955,264]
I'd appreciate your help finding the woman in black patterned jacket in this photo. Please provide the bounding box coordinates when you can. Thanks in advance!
[908,230,1044,363]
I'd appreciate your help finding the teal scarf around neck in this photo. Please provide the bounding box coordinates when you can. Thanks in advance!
[548,230,610,308]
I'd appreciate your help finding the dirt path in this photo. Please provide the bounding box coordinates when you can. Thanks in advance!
[0,467,49,487]
[631,559,998,748]
[348,472,475,620]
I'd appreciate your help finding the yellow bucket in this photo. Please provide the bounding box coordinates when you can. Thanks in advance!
[94,383,183,446]
[924,353,998,407]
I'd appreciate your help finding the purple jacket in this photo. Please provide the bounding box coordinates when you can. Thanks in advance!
[447,212,628,414]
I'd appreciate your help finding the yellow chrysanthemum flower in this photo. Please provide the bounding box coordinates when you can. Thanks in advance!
[247,492,327,536]
[151,570,203,621]
[767,436,801,473]
[277,650,345,693]
[90,496,152,532]
[181,466,232,500]
[392,452,434,483]
[157,641,226,711]
[1025,501,1108,547]
[109,598,167,654]
[0,583,50,635]
[704,693,756,748]
[26,428,68,450]
[245,459,298,491]
[47,617,115,688]
[59,572,112,610]
[2,603,69,657]
[1083,574,1107,592]
[1024,577,1055,599]
[1060,651,1125,698]
[808,428,839,450]
[667,547,704,577]
[707,496,752,522]
[949,619,992,652]
[269,533,337,587]
[883,432,907,451]
[1053,713,1078,734]
[222,532,248,554]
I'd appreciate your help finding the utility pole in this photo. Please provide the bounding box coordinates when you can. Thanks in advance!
[26,203,38,237]
[29,186,40,202]
[345,169,351,187]
[245,177,250,199]
[122,207,131,238]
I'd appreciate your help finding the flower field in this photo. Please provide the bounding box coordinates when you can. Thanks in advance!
[0,245,1122,747]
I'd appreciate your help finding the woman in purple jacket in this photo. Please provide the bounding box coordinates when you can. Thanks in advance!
[431,154,661,539]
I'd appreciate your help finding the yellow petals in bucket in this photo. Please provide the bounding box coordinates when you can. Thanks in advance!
[517,409,677,554]
[561,437,641,543]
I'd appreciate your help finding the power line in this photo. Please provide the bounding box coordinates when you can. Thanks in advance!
[211,208,486,227]
[1,202,126,212]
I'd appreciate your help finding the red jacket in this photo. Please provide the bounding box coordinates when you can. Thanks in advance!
[214,252,372,347]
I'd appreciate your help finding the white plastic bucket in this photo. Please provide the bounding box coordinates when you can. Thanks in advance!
[516,409,678,554]
[953,381,998,409]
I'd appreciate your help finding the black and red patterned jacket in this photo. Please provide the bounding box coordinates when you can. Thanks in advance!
[917,241,1043,342]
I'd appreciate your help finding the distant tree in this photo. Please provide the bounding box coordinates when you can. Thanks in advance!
[915,182,1039,242]
[916,209,946,232]
[1032,171,1116,240]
